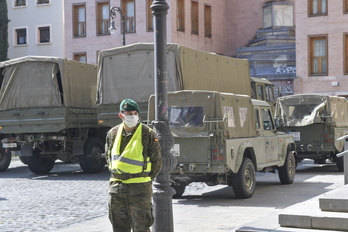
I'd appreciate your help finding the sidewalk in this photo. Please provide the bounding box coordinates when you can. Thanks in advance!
[54,163,344,232]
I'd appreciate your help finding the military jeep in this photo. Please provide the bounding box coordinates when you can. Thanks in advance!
[275,94,348,171]
[148,90,296,199]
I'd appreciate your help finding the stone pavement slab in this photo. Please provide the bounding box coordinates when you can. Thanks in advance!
[237,185,348,232]
[320,184,348,212]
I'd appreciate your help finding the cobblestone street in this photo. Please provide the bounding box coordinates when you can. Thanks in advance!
[0,158,110,232]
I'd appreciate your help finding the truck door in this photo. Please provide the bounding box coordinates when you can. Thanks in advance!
[260,108,279,162]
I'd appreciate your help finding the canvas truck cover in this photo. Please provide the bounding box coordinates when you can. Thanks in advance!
[0,56,97,111]
[147,90,256,138]
[276,94,348,127]
[96,43,251,105]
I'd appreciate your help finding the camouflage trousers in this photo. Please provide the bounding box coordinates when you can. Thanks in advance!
[108,181,154,232]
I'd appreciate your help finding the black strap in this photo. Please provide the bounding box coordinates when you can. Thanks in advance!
[112,172,150,180]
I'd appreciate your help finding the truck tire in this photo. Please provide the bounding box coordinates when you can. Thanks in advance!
[171,182,186,198]
[232,157,256,199]
[79,137,106,174]
[336,156,344,172]
[278,150,296,184]
[19,156,28,164]
[0,148,11,172]
[26,149,55,174]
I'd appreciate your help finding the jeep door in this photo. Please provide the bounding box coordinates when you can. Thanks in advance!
[257,107,280,162]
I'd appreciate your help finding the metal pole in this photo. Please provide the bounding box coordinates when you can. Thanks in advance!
[121,14,126,46]
[151,1,176,232]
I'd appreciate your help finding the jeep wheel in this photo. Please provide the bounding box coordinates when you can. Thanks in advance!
[171,182,186,198]
[232,157,256,199]
[0,148,11,172]
[79,137,105,174]
[26,149,55,174]
[278,150,296,184]
[336,156,344,172]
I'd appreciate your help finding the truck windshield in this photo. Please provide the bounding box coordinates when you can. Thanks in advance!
[169,106,204,127]
[278,96,326,126]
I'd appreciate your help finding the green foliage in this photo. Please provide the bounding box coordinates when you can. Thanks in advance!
[0,0,9,61]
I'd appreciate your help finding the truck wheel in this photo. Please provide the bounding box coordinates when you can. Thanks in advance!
[278,150,296,184]
[19,156,28,164]
[171,182,186,198]
[0,148,11,172]
[336,156,344,172]
[232,157,256,199]
[79,137,106,174]
[26,149,55,174]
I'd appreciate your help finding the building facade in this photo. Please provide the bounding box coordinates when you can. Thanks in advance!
[65,0,231,64]
[7,0,65,59]
[236,1,296,96]
[295,0,348,96]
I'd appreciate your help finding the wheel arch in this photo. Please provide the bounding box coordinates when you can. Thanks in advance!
[235,142,256,173]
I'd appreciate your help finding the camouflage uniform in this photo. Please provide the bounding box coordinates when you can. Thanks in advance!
[106,123,162,232]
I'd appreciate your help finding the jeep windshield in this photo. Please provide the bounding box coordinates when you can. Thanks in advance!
[277,95,326,126]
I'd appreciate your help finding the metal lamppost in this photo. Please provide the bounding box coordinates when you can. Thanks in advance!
[109,6,126,46]
[151,1,176,232]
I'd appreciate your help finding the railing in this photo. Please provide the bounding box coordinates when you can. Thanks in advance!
[337,134,348,185]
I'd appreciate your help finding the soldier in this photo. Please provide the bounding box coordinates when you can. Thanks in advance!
[105,99,162,232]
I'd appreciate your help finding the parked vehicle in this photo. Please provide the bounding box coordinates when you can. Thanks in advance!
[147,90,296,198]
[0,56,107,174]
[274,94,348,171]
[96,43,276,128]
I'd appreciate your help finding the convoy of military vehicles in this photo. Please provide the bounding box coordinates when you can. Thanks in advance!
[0,42,345,198]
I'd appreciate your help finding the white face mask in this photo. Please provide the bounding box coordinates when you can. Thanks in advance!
[123,114,139,128]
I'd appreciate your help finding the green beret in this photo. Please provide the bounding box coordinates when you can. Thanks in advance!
[119,99,140,113]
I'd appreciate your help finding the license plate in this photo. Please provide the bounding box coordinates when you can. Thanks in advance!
[288,132,300,141]
[2,143,17,148]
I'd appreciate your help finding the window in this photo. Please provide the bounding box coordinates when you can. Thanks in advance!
[177,0,185,31]
[224,106,236,127]
[263,3,294,28]
[36,0,50,5]
[255,109,260,129]
[74,53,87,63]
[309,36,327,75]
[204,4,212,38]
[191,1,198,35]
[97,2,110,35]
[15,28,27,45]
[345,0,348,14]
[261,109,274,130]
[15,0,26,7]
[122,0,135,33]
[73,4,86,37]
[309,0,327,16]
[146,0,153,31]
[38,26,50,43]
[169,106,204,127]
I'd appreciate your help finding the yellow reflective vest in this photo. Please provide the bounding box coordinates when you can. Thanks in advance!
[109,123,152,183]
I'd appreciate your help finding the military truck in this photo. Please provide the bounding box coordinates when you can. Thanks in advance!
[147,90,296,199]
[0,56,107,174]
[97,43,269,128]
[275,94,348,171]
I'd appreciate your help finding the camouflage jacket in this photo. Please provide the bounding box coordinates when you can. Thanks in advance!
[105,123,162,180]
